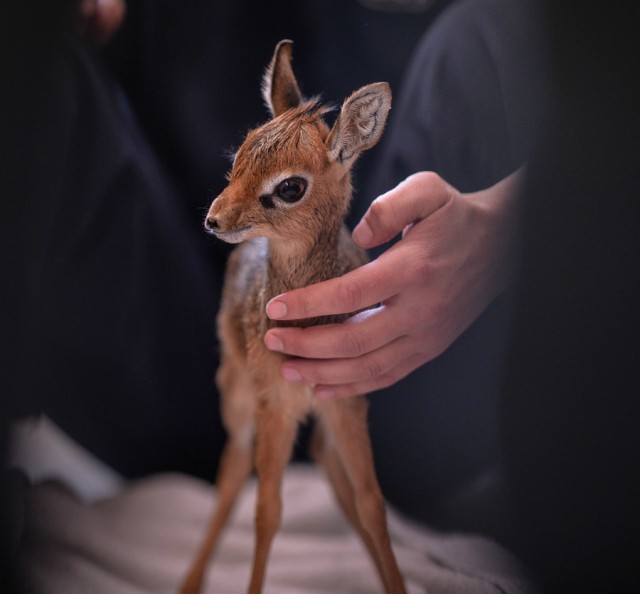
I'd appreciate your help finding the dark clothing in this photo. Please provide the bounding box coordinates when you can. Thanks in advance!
[366,0,639,591]
[366,0,542,196]
[365,0,544,543]
[9,37,227,479]
[502,2,640,591]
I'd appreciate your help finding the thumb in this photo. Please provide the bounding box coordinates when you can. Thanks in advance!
[353,172,453,248]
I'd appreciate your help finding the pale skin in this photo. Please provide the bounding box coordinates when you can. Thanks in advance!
[263,169,522,399]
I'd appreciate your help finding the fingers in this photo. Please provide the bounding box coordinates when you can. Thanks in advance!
[313,353,429,399]
[264,299,445,399]
[352,171,453,249]
[265,305,401,360]
[280,332,424,388]
[266,260,397,321]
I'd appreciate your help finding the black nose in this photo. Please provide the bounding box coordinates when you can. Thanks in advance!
[205,216,219,231]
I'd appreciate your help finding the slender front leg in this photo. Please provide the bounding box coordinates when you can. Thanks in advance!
[180,357,255,594]
[247,395,299,594]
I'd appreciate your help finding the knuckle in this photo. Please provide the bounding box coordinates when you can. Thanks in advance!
[411,170,444,191]
[397,247,435,289]
[407,171,452,209]
[359,355,385,381]
[377,373,400,391]
[367,372,400,394]
[367,195,395,233]
[342,328,367,357]
[374,360,416,391]
[411,252,433,281]
[337,279,364,313]
[367,196,387,222]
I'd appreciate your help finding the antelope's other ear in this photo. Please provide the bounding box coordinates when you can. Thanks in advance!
[262,39,302,118]
[327,82,391,164]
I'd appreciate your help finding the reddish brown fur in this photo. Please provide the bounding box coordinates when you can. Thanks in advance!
[180,40,405,594]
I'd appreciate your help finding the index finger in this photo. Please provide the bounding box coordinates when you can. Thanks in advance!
[353,171,453,249]
[266,260,396,321]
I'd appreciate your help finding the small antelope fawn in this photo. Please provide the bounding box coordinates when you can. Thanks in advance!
[180,40,406,594]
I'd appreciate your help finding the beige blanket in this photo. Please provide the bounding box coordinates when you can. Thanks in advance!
[19,465,538,594]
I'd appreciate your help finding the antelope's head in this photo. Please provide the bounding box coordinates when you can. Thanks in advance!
[205,40,391,247]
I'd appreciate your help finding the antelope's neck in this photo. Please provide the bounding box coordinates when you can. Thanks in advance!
[266,226,344,296]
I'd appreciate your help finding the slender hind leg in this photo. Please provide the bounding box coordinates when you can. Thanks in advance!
[310,423,381,568]
[315,396,407,594]
[180,359,255,594]
[247,393,300,594]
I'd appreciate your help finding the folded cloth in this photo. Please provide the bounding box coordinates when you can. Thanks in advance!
[19,465,538,594]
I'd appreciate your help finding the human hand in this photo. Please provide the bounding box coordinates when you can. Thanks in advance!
[263,170,521,398]
[78,0,126,45]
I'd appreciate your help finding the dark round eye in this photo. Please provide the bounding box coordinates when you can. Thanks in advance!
[275,177,307,203]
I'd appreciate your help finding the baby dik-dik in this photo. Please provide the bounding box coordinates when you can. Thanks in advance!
[180,40,406,594]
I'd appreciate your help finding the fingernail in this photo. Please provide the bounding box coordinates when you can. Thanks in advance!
[266,299,288,319]
[282,366,302,382]
[314,387,336,399]
[264,333,284,352]
[353,219,373,246]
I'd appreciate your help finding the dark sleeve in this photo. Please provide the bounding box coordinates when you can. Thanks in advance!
[501,2,640,591]
[365,0,544,543]
[365,0,543,200]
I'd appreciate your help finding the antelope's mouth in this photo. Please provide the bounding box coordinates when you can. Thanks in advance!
[210,225,252,244]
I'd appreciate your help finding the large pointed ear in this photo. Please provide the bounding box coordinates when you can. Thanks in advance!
[261,39,302,118]
[326,82,391,164]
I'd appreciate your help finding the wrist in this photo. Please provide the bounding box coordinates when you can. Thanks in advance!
[469,169,523,297]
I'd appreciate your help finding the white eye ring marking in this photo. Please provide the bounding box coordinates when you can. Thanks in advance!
[258,172,313,206]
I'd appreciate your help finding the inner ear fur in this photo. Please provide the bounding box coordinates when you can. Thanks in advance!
[327,82,392,164]
[262,39,302,118]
